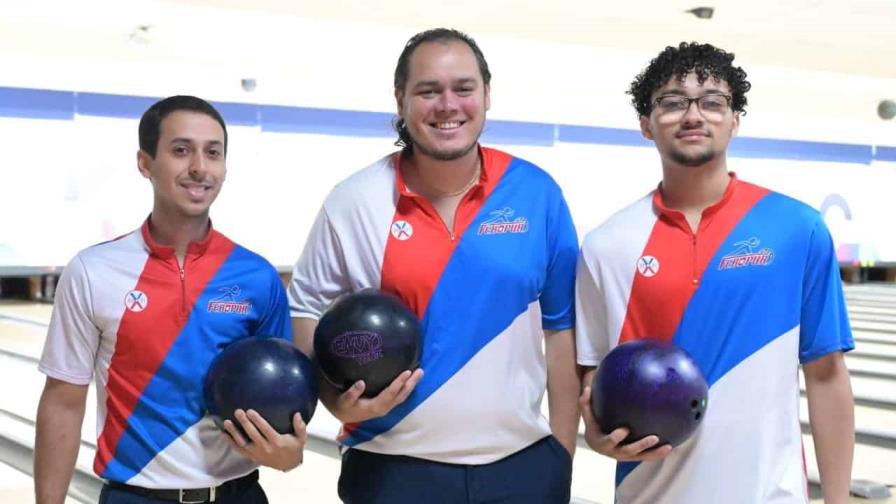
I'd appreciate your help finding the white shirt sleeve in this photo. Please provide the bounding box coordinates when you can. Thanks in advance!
[575,243,610,367]
[38,255,100,385]
[288,206,349,320]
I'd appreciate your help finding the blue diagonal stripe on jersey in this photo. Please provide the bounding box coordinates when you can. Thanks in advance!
[102,246,289,481]
[342,158,565,446]
[615,192,814,486]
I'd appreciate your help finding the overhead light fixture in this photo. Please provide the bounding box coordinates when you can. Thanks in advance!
[879,99,896,120]
[128,25,152,46]
[686,7,715,19]
[241,79,257,92]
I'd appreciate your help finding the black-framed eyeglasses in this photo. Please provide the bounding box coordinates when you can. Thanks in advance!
[653,94,733,120]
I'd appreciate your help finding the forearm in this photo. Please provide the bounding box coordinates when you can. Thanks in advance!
[34,384,87,504]
[805,353,854,504]
[546,329,580,455]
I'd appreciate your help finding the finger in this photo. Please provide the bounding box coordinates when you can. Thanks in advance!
[392,368,424,404]
[372,370,413,404]
[633,444,673,461]
[222,419,249,449]
[579,386,596,423]
[604,427,631,448]
[618,434,660,457]
[291,413,308,444]
[245,409,280,442]
[338,381,366,408]
[235,409,266,446]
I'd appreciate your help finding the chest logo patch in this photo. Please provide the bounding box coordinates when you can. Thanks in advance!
[719,237,775,270]
[208,286,251,314]
[478,207,529,235]
[637,255,660,277]
[124,290,148,312]
[391,220,413,241]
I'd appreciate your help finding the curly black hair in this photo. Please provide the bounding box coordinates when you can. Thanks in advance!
[628,42,751,117]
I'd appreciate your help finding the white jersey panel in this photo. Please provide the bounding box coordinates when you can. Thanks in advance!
[354,300,552,464]
[617,325,807,504]
[130,416,256,488]
[289,155,397,319]
[576,193,656,366]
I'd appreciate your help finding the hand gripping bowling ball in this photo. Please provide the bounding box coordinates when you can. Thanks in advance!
[204,337,318,435]
[314,289,422,398]
[591,339,708,447]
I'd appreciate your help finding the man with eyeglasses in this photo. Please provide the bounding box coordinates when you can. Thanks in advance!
[575,42,854,503]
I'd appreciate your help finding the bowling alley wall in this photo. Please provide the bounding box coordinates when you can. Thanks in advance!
[1,4,895,272]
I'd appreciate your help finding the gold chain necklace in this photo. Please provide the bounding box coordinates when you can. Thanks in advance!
[415,163,481,198]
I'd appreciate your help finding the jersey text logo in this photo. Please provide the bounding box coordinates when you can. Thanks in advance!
[208,285,251,314]
[478,207,529,235]
[719,237,775,270]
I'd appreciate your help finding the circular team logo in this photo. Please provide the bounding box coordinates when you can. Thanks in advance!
[124,290,149,312]
[391,220,413,241]
[637,255,660,277]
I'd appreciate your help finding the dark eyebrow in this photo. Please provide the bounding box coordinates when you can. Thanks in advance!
[411,77,479,90]
[659,87,727,97]
[169,138,224,148]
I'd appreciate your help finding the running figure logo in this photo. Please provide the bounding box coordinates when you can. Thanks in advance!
[124,290,148,312]
[207,285,252,314]
[718,237,775,270]
[478,207,529,235]
[637,256,660,277]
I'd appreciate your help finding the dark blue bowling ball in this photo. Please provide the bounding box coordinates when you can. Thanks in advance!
[314,289,422,398]
[204,337,318,435]
[591,339,708,447]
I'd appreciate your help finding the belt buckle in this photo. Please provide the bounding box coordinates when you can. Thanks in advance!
[179,486,215,503]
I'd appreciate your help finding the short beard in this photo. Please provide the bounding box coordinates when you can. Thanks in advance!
[670,148,716,167]
[412,140,478,161]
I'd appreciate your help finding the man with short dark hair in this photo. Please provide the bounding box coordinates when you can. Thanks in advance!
[576,42,855,503]
[35,95,306,504]
[289,28,580,503]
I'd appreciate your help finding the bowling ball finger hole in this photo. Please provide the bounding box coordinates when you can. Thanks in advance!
[694,411,702,420]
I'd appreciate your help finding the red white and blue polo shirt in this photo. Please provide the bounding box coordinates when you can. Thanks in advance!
[289,147,578,464]
[576,174,854,503]
[39,220,291,488]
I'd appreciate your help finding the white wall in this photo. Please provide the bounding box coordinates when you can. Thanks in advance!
[1,3,894,268]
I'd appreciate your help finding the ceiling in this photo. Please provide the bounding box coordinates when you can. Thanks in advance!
[161,0,896,79]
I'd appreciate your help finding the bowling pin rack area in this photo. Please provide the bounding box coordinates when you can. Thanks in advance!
[1,284,895,502]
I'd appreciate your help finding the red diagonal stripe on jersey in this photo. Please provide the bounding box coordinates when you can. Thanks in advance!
[94,231,234,475]
[380,147,512,318]
[337,148,513,440]
[619,177,769,344]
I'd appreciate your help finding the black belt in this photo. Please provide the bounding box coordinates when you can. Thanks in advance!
[107,469,259,503]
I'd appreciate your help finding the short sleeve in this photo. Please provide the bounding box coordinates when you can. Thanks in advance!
[575,244,610,366]
[539,188,578,331]
[38,255,101,385]
[288,206,349,320]
[799,218,854,363]
[255,264,293,343]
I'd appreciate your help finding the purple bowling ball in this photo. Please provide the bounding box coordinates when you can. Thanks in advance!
[591,339,708,447]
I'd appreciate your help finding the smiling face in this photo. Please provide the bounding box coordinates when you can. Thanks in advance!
[137,110,226,221]
[640,72,740,168]
[395,40,490,161]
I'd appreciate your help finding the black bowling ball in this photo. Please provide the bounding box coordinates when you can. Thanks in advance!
[314,289,422,398]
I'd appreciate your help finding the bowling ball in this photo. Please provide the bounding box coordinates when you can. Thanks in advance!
[314,289,422,398]
[591,339,708,447]
[204,337,318,435]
